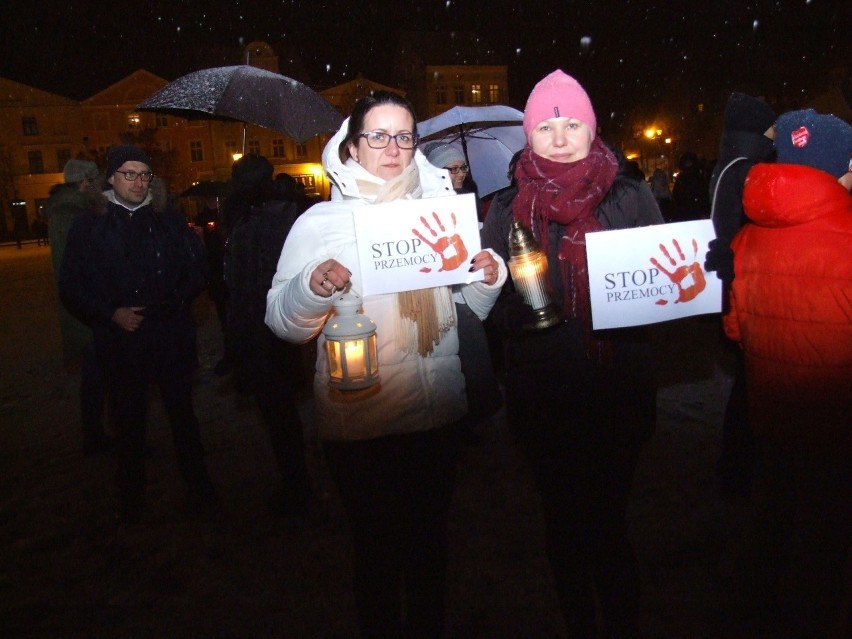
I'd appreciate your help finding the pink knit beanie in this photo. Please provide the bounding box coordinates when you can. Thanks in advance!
[523,70,597,140]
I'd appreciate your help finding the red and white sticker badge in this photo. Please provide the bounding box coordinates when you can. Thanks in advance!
[790,126,810,148]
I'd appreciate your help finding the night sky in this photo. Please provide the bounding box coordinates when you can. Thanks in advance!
[1,0,849,136]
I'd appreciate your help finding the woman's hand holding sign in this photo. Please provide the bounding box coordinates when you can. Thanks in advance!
[468,250,500,286]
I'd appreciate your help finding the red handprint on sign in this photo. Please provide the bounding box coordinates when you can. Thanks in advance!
[650,238,707,304]
[412,211,469,272]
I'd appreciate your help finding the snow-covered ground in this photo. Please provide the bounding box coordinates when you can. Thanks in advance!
[1,244,763,637]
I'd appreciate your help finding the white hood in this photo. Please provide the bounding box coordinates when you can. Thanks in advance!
[322,117,455,201]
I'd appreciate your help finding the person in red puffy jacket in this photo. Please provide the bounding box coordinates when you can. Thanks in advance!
[724,108,851,639]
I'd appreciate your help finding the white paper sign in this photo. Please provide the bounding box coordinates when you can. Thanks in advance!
[353,193,483,296]
[585,220,722,329]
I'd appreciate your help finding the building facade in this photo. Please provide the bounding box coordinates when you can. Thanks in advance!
[393,31,510,120]
[1,36,517,237]
[0,78,86,238]
[0,44,334,236]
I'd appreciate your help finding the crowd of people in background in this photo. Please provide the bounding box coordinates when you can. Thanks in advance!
[34,69,850,637]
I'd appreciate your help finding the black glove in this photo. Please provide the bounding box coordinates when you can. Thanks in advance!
[704,238,735,284]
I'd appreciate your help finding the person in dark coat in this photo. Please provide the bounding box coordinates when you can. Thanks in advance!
[222,154,311,515]
[44,158,111,455]
[671,151,710,221]
[649,168,675,222]
[59,145,216,523]
[705,92,777,284]
[13,208,29,249]
[704,92,777,498]
[273,172,315,214]
[481,70,663,638]
[195,197,228,327]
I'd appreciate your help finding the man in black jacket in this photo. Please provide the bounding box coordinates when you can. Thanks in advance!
[60,145,216,523]
[704,93,777,498]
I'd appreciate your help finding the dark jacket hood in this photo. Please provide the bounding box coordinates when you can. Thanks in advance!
[717,129,775,165]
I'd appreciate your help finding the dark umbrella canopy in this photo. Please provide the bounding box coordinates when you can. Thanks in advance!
[180,181,229,198]
[137,65,343,143]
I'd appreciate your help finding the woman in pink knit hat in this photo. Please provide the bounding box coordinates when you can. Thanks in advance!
[482,69,664,637]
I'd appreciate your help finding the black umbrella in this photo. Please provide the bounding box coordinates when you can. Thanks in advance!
[136,65,343,144]
[180,181,229,198]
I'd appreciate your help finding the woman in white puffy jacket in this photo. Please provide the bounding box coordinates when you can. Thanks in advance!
[265,91,506,637]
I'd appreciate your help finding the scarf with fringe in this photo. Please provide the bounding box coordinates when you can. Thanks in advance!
[349,158,456,357]
[512,139,617,357]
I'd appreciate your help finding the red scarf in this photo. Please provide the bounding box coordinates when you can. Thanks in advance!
[512,138,618,355]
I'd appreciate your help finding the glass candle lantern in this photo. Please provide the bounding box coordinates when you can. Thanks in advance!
[322,290,380,399]
[507,220,563,331]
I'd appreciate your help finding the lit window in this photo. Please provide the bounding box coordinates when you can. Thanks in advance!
[295,174,316,193]
[127,113,141,129]
[488,84,500,103]
[189,140,204,162]
[471,84,482,104]
[247,139,260,155]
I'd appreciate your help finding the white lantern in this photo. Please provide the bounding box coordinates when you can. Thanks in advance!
[507,220,563,331]
[322,290,380,400]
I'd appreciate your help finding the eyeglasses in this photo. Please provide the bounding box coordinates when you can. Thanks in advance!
[359,131,419,149]
[114,170,154,182]
[445,165,469,175]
